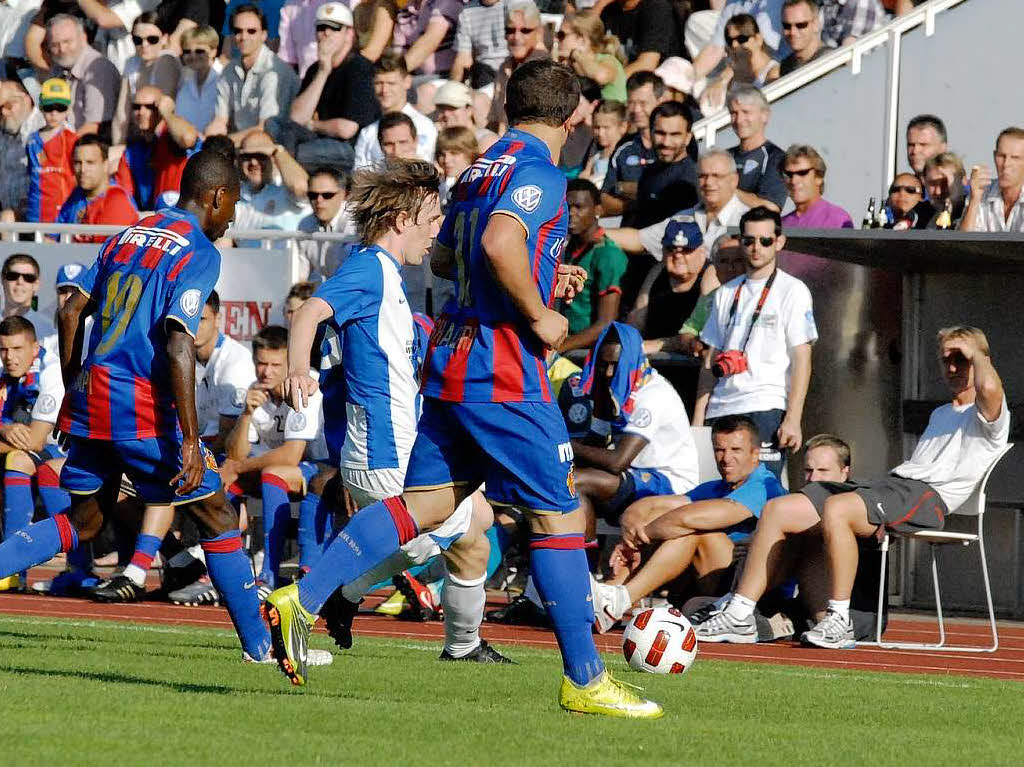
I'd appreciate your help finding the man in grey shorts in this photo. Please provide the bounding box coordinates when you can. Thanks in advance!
[694,325,1010,649]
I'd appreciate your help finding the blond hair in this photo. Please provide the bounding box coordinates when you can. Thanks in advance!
[348,159,440,243]
[804,433,851,470]
[435,126,479,162]
[562,12,624,62]
[181,24,219,51]
[937,326,990,356]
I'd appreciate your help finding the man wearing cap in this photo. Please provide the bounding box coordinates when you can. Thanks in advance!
[627,218,712,350]
[608,146,749,261]
[269,2,379,173]
[434,80,497,152]
[354,53,437,170]
[45,14,120,136]
[209,4,300,146]
[57,133,138,242]
[25,78,77,225]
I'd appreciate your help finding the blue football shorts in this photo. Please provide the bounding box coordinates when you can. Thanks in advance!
[404,398,579,515]
[61,435,222,506]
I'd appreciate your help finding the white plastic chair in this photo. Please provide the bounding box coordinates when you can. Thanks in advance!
[867,443,1013,653]
[692,426,721,483]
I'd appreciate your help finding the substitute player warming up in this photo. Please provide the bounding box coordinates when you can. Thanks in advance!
[263,60,662,718]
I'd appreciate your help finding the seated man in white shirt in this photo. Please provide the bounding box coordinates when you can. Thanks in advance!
[571,323,700,540]
[220,325,331,593]
[697,325,1010,649]
[960,127,1024,233]
[353,52,437,170]
[232,129,311,247]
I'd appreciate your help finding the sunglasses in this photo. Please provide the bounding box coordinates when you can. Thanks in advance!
[240,152,269,163]
[505,26,537,36]
[233,26,260,35]
[181,48,210,56]
[315,23,342,33]
[132,34,162,46]
[782,21,811,30]
[783,167,815,179]
[42,104,68,113]
[131,102,157,111]
[307,190,339,201]
[741,235,775,248]
[726,34,751,46]
[889,184,922,195]
[3,271,37,283]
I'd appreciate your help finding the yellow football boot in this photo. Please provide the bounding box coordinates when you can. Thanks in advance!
[559,671,664,719]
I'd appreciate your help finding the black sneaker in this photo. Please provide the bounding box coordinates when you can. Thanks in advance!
[91,574,146,603]
[320,589,361,650]
[485,594,550,627]
[440,639,515,664]
[160,557,207,596]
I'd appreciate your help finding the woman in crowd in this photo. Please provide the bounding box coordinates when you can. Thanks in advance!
[556,13,627,103]
[112,12,183,143]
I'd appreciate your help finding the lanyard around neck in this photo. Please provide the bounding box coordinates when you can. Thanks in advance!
[726,269,777,354]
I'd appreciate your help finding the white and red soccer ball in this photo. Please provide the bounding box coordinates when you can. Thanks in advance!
[621,606,699,674]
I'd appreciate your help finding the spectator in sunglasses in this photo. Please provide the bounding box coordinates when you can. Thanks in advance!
[882,172,925,230]
[232,129,310,248]
[296,168,354,282]
[486,0,548,133]
[111,13,182,145]
[779,0,828,77]
[700,14,778,115]
[0,254,55,343]
[207,5,300,146]
[780,144,853,229]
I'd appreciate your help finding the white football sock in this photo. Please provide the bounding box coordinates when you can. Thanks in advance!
[827,599,851,621]
[724,592,756,620]
[341,550,414,602]
[122,564,146,587]
[442,572,487,658]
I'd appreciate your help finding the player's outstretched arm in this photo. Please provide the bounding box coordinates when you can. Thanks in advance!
[57,290,94,391]
[284,297,332,410]
[482,213,568,348]
[167,326,205,495]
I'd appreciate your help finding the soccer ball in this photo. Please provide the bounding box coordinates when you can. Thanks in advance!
[621,606,698,674]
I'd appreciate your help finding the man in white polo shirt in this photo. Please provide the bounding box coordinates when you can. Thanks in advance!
[961,127,1024,233]
[694,205,816,479]
[353,52,437,170]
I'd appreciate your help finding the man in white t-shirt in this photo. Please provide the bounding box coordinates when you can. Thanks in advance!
[352,52,436,171]
[193,290,256,451]
[220,325,329,593]
[694,205,816,478]
[697,325,1010,649]
[571,322,699,535]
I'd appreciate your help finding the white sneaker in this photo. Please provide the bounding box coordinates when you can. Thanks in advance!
[244,648,334,666]
[591,580,631,634]
[800,609,855,650]
[693,605,758,644]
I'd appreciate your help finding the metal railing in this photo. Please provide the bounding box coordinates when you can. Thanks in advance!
[692,0,968,187]
[0,221,353,247]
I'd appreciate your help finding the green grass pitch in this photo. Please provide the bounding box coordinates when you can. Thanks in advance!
[0,615,1020,767]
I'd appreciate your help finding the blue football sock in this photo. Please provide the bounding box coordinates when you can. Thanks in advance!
[531,534,605,686]
[201,530,270,659]
[36,463,71,517]
[297,492,334,571]
[0,514,77,578]
[298,496,418,615]
[259,472,292,587]
[3,471,34,539]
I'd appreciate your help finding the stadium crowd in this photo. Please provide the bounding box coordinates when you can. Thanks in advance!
[0,0,1014,665]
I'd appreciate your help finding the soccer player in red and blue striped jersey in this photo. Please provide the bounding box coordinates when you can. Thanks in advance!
[0,149,272,662]
[265,61,661,716]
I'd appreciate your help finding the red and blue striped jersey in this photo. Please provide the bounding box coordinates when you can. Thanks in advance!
[56,208,221,441]
[422,129,568,403]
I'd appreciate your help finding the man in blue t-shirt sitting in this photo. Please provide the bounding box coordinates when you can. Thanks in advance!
[591,413,785,632]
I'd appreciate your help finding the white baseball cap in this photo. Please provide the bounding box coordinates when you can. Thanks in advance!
[434,81,473,109]
[654,57,696,96]
[316,2,354,29]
